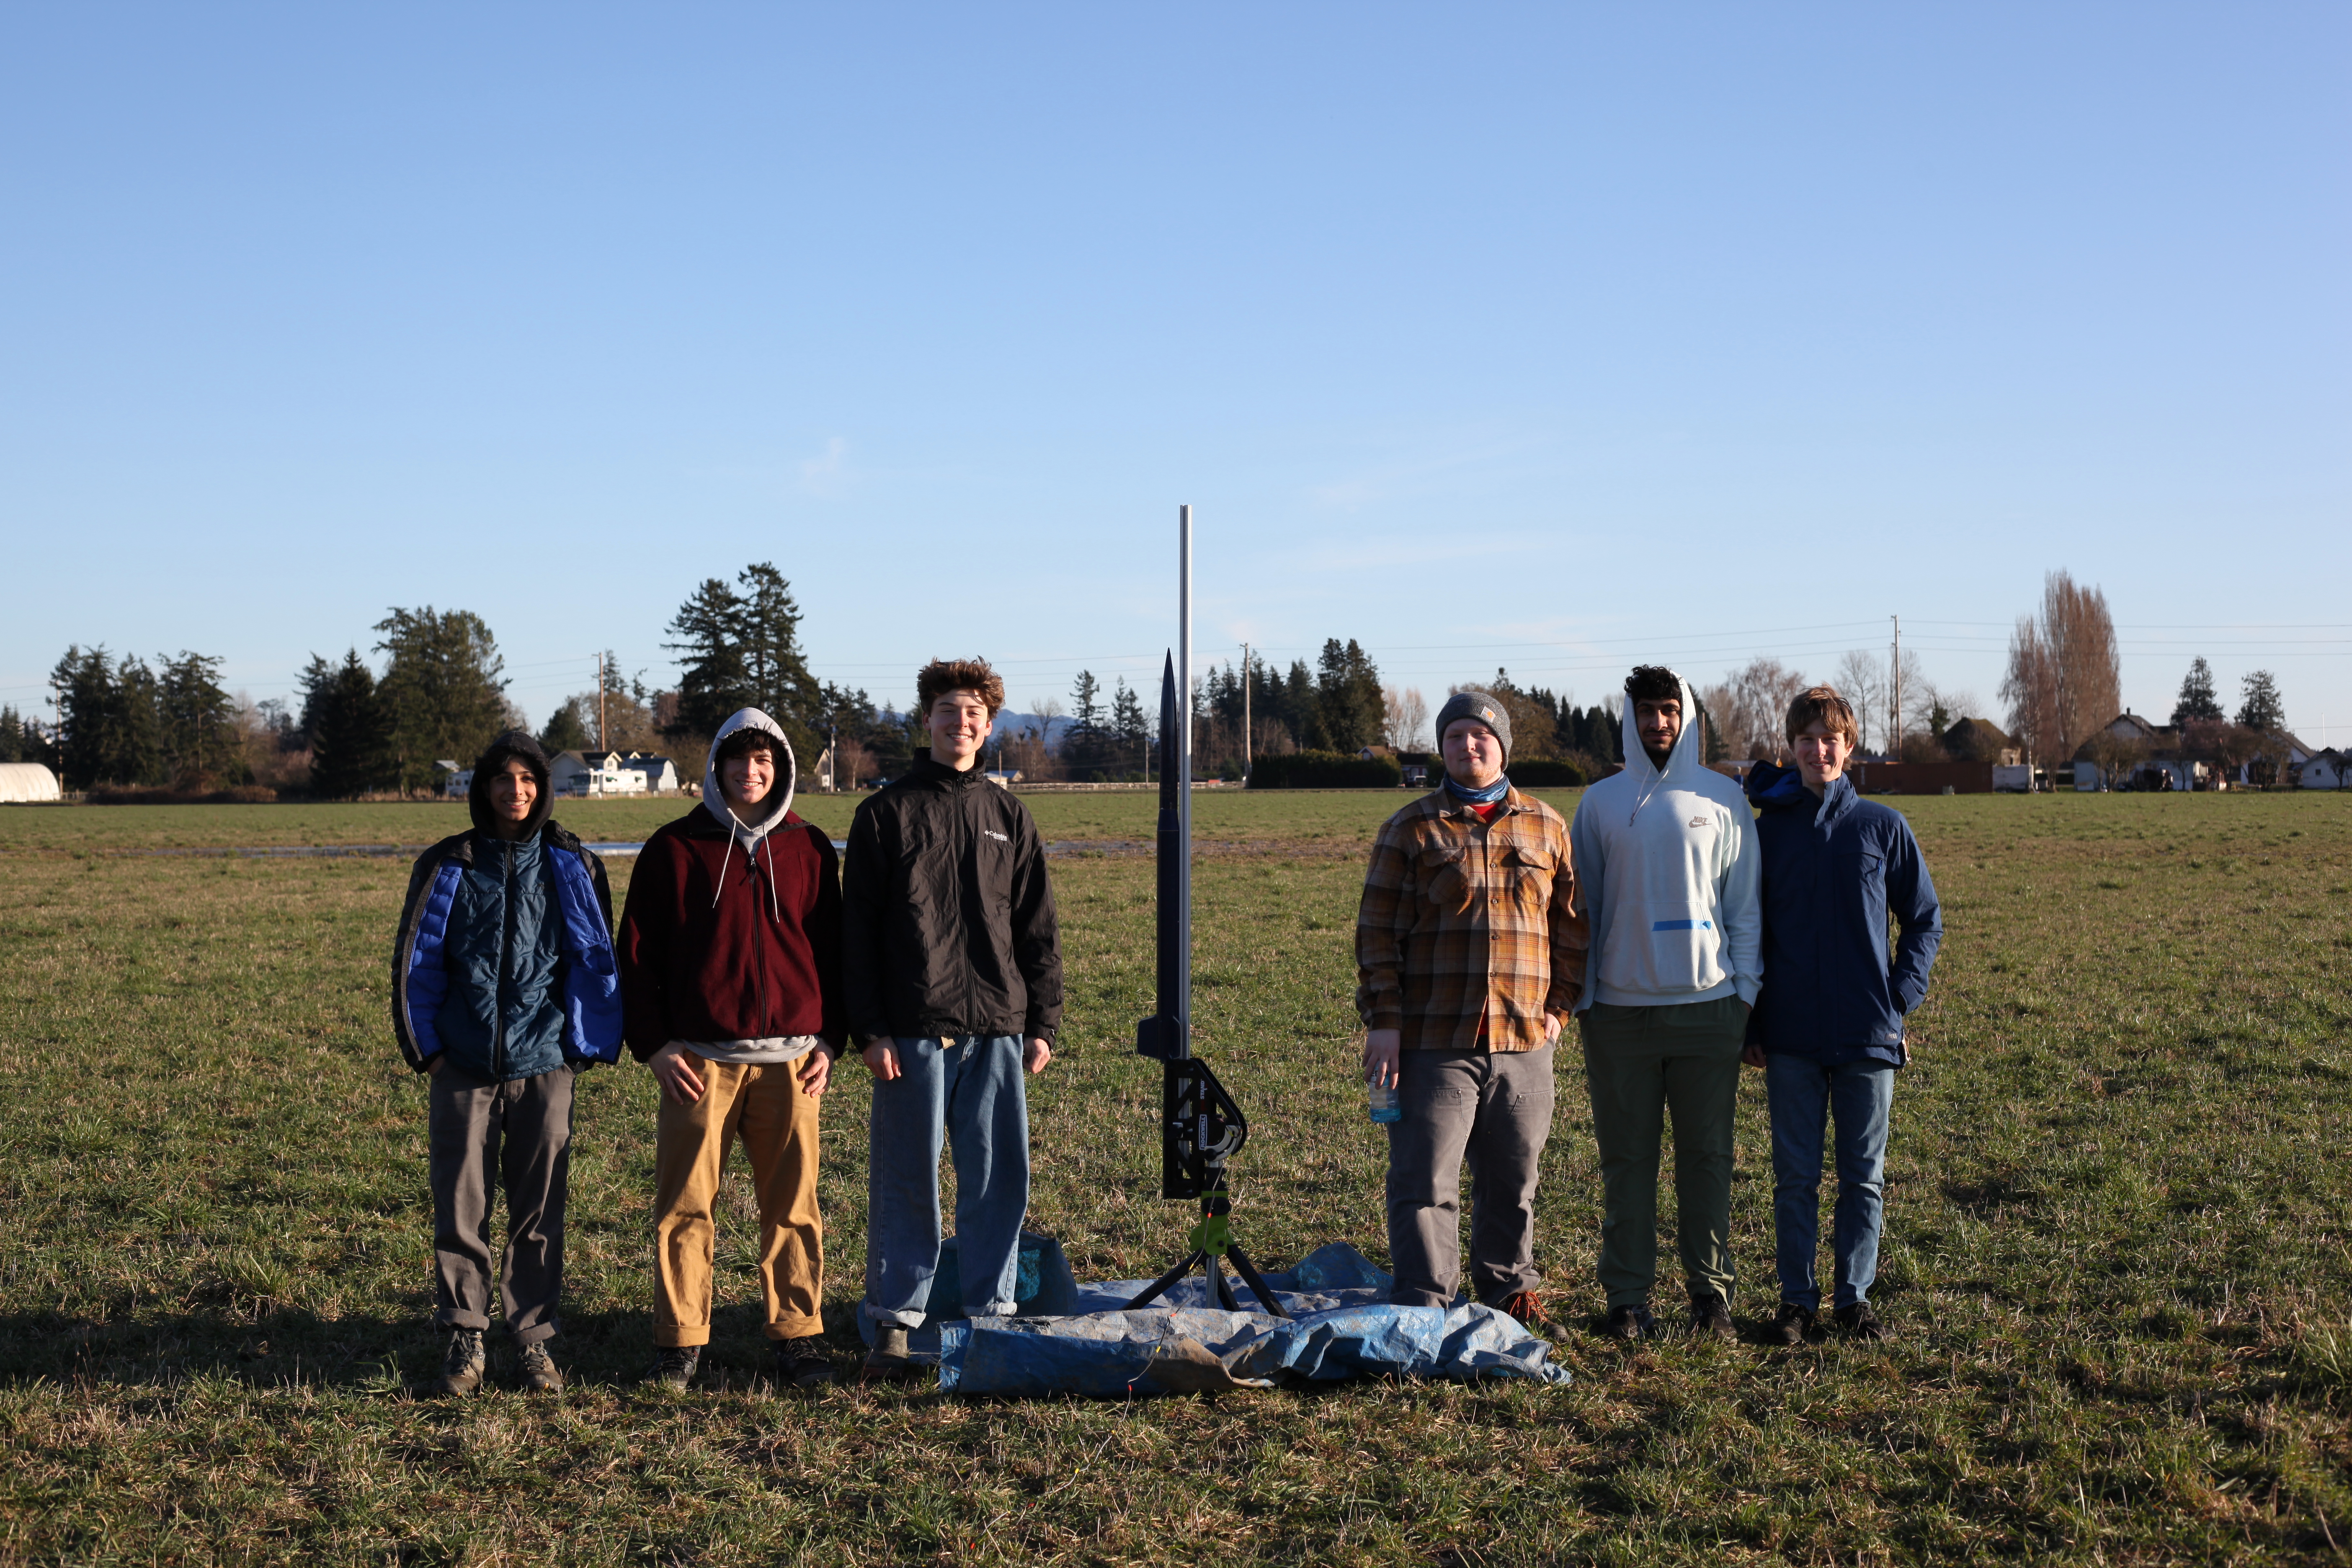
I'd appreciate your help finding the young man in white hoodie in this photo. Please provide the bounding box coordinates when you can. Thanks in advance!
[1569,666,1761,1340]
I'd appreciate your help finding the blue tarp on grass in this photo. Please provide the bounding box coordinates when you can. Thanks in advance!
[913,1243,1571,1396]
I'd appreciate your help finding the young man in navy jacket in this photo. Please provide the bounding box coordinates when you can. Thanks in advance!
[392,730,624,1396]
[1743,686,1942,1342]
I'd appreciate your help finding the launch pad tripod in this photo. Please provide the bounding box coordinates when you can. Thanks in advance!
[1121,1055,1288,1317]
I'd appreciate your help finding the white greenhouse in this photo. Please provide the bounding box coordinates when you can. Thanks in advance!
[0,763,63,803]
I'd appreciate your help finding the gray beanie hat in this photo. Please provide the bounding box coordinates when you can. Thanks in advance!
[1434,689,1511,763]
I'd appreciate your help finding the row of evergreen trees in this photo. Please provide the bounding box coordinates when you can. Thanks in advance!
[45,648,246,793]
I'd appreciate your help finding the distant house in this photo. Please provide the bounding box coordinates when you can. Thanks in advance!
[2072,713,2206,792]
[982,769,1022,789]
[2300,748,2347,790]
[620,753,680,793]
[442,767,473,799]
[2249,732,2319,789]
[1939,717,2019,766]
[550,750,645,797]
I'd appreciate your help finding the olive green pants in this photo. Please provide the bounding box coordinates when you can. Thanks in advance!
[1579,997,1746,1308]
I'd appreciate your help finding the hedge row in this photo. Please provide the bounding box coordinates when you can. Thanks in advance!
[1245,752,1403,789]
[1503,758,1594,787]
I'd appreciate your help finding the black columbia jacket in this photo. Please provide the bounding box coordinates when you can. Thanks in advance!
[841,751,1063,1045]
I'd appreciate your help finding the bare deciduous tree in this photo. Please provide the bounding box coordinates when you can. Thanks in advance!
[2001,571,2119,766]
[1832,650,1884,753]
[1708,657,1812,760]
[1385,686,1430,751]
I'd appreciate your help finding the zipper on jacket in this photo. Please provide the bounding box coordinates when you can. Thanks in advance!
[492,838,514,1078]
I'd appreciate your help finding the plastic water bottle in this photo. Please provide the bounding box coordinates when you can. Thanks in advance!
[1368,1081,1401,1124]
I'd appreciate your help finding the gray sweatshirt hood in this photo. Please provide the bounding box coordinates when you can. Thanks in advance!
[1619,670,1706,823]
[702,708,797,842]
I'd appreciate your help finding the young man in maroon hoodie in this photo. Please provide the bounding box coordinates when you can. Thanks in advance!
[617,708,846,1391]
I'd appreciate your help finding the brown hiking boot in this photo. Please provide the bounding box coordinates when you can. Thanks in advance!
[1495,1291,1553,1331]
[517,1341,563,1394]
[431,1328,486,1397]
[649,1345,701,1390]
[774,1335,835,1390]
[1600,1303,1661,1341]
[1835,1302,1891,1341]
[1769,1302,1818,1346]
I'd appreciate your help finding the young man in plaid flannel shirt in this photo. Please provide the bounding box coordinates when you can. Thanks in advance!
[1355,690,1589,1327]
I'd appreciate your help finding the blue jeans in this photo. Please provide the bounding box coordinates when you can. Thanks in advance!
[863,1035,1031,1329]
[1764,1053,1895,1311]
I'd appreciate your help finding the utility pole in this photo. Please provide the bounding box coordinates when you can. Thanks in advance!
[1889,615,1901,760]
[596,652,607,755]
[1242,642,1252,775]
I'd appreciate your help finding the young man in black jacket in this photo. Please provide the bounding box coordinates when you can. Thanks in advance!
[843,657,1062,1378]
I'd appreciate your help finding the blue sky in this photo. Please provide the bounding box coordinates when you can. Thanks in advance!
[3,5,2346,742]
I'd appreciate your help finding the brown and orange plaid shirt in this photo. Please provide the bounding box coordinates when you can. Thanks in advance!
[1355,786,1589,1052]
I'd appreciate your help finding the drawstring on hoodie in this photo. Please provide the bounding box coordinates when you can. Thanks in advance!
[1626,680,1686,827]
[707,813,783,923]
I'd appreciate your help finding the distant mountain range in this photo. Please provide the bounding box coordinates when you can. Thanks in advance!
[990,711,1075,746]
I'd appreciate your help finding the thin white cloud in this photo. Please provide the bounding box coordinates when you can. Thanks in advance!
[799,436,852,498]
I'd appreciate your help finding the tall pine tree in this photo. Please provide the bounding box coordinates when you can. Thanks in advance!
[664,577,752,740]
[735,563,822,757]
[373,608,509,793]
[2171,657,2223,727]
[303,650,396,799]
[2236,670,2286,733]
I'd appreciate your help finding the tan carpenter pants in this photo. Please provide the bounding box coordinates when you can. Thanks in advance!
[653,1057,824,1346]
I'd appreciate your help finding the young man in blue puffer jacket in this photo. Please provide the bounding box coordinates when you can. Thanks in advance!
[1742,686,1941,1345]
[391,730,624,1395]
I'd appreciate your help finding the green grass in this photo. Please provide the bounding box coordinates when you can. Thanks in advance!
[0,784,1554,852]
[1,790,2349,1563]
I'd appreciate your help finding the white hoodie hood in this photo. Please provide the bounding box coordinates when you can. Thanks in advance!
[1567,671,1762,1010]
[700,708,798,920]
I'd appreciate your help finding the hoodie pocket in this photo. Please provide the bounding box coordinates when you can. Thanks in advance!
[1607,900,1725,995]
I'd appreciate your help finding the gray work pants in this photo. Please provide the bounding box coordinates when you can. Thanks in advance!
[1385,1045,1556,1309]
[428,1063,574,1344]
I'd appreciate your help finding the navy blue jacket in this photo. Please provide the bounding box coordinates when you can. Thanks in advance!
[391,734,623,1079]
[1744,762,1942,1066]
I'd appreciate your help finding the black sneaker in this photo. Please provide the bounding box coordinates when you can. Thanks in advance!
[1834,1302,1891,1341]
[1770,1301,1818,1346]
[1688,1290,1735,1340]
[861,1325,918,1383]
[649,1345,701,1390]
[432,1328,485,1396]
[1600,1303,1660,1341]
[517,1341,563,1394]
[774,1335,835,1390]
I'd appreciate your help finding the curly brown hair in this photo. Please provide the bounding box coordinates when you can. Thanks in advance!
[1783,685,1859,750]
[916,657,1006,721]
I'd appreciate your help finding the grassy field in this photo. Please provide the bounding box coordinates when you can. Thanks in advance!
[1,789,2348,1563]
[0,787,1576,853]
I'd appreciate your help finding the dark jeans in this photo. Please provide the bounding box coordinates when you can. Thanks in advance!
[428,1063,574,1344]
[1578,997,1746,1308]
[1385,1045,1555,1309]
[1764,1052,1895,1311]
